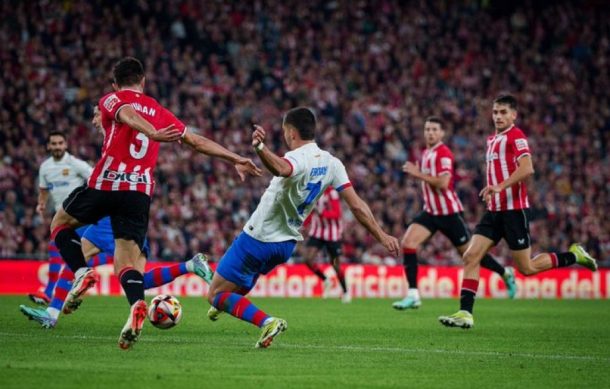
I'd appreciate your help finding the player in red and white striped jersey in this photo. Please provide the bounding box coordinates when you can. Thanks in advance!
[393,116,514,311]
[303,187,349,302]
[49,57,261,349]
[439,95,598,329]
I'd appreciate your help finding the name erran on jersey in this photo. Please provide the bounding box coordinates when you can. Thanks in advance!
[131,103,156,116]
[102,170,149,184]
[310,166,327,177]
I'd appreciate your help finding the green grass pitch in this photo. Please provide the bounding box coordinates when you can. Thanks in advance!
[1,296,609,388]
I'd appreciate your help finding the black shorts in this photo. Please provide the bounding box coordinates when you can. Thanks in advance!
[473,210,531,250]
[62,185,151,251]
[306,237,342,259]
[411,211,470,247]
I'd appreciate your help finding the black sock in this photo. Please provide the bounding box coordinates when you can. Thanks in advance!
[54,228,87,272]
[404,252,418,289]
[306,263,327,281]
[480,254,505,277]
[553,252,577,267]
[460,290,476,314]
[460,279,479,314]
[120,268,145,305]
[333,262,347,293]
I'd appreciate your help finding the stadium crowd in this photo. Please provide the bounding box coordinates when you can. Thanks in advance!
[0,0,608,267]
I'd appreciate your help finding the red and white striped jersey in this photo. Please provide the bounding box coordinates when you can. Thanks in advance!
[306,187,343,242]
[485,125,531,211]
[89,90,187,196]
[420,143,464,216]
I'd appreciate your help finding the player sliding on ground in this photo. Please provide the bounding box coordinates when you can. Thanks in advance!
[439,95,598,329]
[205,107,400,348]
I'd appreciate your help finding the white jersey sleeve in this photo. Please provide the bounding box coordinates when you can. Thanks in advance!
[38,163,49,189]
[244,143,352,242]
[73,158,93,179]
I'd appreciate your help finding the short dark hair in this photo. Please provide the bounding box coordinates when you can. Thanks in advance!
[47,131,66,143]
[283,107,316,140]
[425,116,443,129]
[113,57,145,87]
[493,94,517,110]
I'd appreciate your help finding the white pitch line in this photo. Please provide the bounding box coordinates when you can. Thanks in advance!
[0,331,608,362]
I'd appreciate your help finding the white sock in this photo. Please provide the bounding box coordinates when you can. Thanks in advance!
[74,267,90,279]
[407,288,420,300]
[185,259,194,273]
[47,307,60,320]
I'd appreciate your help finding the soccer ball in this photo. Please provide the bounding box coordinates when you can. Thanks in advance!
[147,294,183,329]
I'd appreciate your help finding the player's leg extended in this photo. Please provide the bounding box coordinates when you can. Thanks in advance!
[114,238,147,350]
[456,243,516,299]
[511,245,597,275]
[328,246,350,302]
[439,234,494,328]
[28,241,63,305]
[143,253,213,289]
[393,223,430,310]
[303,241,331,295]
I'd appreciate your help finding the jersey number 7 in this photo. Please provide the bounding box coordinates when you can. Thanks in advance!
[297,181,322,215]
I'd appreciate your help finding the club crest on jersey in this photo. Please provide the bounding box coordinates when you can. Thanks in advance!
[102,169,149,184]
[103,94,121,111]
[62,168,70,176]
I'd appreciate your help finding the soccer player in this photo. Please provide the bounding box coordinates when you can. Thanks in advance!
[392,116,516,310]
[302,187,350,303]
[19,216,213,329]
[206,107,400,348]
[50,57,261,349]
[439,95,598,328]
[29,131,93,305]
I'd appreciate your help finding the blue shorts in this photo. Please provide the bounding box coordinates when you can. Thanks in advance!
[216,232,296,291]
[81,217,150,257]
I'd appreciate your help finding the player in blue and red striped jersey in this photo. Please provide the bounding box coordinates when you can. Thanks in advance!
[439,95,598,328]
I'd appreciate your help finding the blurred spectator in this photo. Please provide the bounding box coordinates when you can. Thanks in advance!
[0,0,608,266]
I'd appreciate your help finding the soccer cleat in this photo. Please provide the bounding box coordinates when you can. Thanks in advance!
[207,306,223,321]
[189,253,214,284]
[256,317,287,349]
[569,244,598,271]
[438,310,474,329]
[19,305,56,329]
[503,266,517,299]
[341,292,352,304]
[28,291,51,306]
[322,278,332,299]
[62,297,82,315]
[118,300,147,350]
[67,268,97,304]
[392,296,422,310]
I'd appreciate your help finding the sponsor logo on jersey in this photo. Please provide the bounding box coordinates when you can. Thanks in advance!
[102,169,149,184]
[515,138,529,151]
[62,168,70,176]
[103,94,121,111]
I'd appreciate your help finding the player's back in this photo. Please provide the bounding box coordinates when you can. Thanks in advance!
[245,143,350,242]
[89,90,186,195]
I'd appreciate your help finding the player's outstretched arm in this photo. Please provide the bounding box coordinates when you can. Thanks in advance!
[36,188,49,217]
[182,131,262,181]
[403,161,450,190]
[339,187,400,257]
[117,106,182,143]
[251,125,292,177]
[480,155,534,201]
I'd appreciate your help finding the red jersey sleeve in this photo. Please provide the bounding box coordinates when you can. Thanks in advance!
[99,93,129,121]
[159,107,188,137]
[510,128,531,160]
[435,146,454,176]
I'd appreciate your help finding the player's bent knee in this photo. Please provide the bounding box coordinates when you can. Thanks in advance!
[462,250,483,265]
